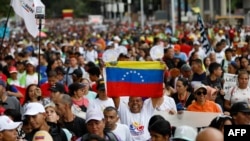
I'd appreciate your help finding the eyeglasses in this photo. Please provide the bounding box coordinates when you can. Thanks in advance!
[196,91,207,96]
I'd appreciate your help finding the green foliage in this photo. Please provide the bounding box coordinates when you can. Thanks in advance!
[0,0,13,18]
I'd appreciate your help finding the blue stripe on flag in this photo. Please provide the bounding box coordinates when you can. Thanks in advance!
[105,67,163,83]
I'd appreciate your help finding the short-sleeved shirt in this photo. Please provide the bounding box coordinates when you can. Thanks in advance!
[118,99,155,141]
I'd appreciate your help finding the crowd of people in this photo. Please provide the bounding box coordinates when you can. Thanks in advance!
[0,18,250,141]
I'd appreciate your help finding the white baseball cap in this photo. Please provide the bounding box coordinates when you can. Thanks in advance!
[172,125,198,141]
[24,102,45,116]
[0,115,22,131]
[193,83,207,93]
[85,110,104,123]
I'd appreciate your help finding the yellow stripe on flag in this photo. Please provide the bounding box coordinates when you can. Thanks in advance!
[105,61,165,70]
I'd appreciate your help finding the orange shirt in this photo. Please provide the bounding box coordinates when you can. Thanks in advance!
[187,100,221,113]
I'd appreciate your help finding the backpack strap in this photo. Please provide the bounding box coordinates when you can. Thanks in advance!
[105,131,119,141]
[230,86,236,102]
[65,67,70,85]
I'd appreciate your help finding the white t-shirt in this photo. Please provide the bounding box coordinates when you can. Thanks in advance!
[112,123,132,141]
[118,100,155,141]
[25,73,38,87]
[85,50,98,63]
[145,96,177,112]
[225,86,250,105]
[87,98,115,112]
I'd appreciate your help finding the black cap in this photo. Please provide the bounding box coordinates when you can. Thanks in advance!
[230,102,250,115]
[96,79,105,91]
[49,83,66,93]
[70,69,83,78]
[68,82,86,96]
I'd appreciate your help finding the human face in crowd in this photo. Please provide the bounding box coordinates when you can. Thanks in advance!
[26,113,46,130]
[0,128,18,141]
[237,73,249,89]
[97,89,107,100]
[225,51,232,60]
[103,110,119,131]
[51,60,59,70]
[70,57,78,67]
[128,97,143,113]
[78,56,85,66]
[204,57,211,67]
[48,76,58,86]
[50,91,61,102]
[45,106,59,123]
[214,67,223,77]
[26,64,35,73]
[191,62,200,72]
[75,87,85,98]
[228,64,237,74]
[233,112,250,125]
[149,131,169,141]
[28,85,39,102]
[54,99,66,117]
[16,63,25,72]
[240,57,249,69]
[81,79,90,94]
[176,80,187,94]
[195,88,207,104]
[87,120,105,138]
[166,48,174,59]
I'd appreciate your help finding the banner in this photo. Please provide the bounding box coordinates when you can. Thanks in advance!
[223,73,238,92]
[11,0,45,37]
[154,110,220,128]
[105,61,165,97]
[197,13,212,54]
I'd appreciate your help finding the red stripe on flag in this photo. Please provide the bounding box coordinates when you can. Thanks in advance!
[15,86,26,105]
[107,82,163,97]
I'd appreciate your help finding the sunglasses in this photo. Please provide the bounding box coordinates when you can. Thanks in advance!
[196,91,207,95]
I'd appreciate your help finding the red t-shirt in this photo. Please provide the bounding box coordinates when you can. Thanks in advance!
[0,73,7,82]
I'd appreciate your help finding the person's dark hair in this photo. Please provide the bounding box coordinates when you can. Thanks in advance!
[208,62,221,74]
[103,106,118,115]
[148,119,171,137]
[4,109,22,121]
[225,48,233,53]
[148,115,165,129]
[237,69,249,79]
[209,115,233,130]
[47,70,58,78]
[191,58,203,65]
[23,84,41,105]
[46,59,57,75]
[87,66,101,77]
[84,134,106,141]
[203,57,210,68]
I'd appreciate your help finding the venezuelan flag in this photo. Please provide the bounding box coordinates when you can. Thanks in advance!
[105,61,165,97]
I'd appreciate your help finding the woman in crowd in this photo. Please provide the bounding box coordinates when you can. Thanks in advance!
[187,84,221,113]
[224,70,250,111]
[227,61,239,74]
[171,78,195,110]
[22,84,42,109]
[80,78,97,101]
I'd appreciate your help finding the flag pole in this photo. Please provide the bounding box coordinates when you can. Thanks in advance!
[37,18,42,85]
[0,5,11,51]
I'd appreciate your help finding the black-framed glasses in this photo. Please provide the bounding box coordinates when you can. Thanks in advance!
[196,91,207,96]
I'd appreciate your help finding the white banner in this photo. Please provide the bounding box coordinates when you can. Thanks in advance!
[11,0,45,38]
[154,111,220,128]
[223,73,238,92]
